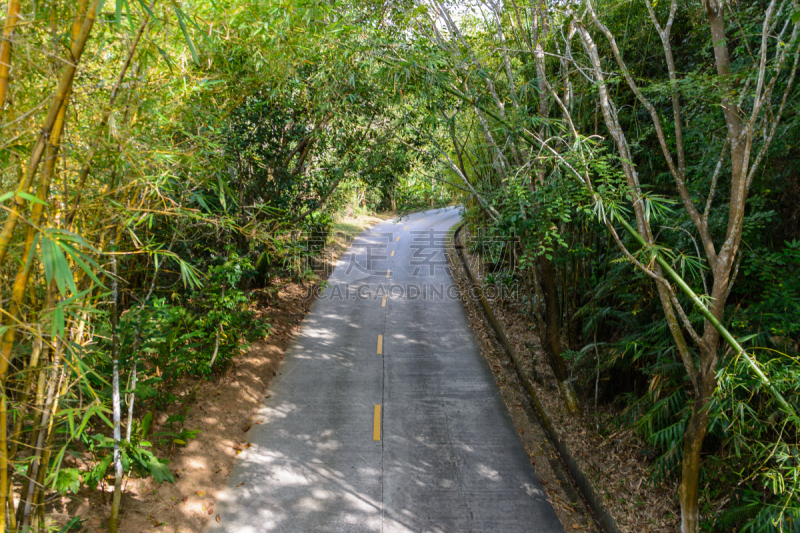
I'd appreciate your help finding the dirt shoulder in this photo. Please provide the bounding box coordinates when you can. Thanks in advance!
[59,212,394,533]
[449,225,680,533]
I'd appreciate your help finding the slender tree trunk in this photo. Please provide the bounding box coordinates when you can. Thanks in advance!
[539,256,580,413]
[678,390,711,533]
[109,246,123,533]
[126,247,165,441]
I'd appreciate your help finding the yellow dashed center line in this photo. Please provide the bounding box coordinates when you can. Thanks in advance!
[396,236,400,241]
[382,296,387,307]
[403,226,409,230]
[391,250,395,257]
[373,405,382,441]
[386,269,391,278]
[377,335,383,354]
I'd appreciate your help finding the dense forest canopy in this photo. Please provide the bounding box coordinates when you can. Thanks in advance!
[0,0,798,531]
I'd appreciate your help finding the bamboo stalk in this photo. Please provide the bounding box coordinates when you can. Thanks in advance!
[12,354,49,530]
[0,0,21,118]
[31,361,67,532]
[0,4,99,528]
[15,280,62,532]
[0,0,99,268]
[68,2,155,224]
[18,349,62,530]
[36,0,89,222]
[5,324,45,531]
[616,216,798,422]
[108,245,123,533]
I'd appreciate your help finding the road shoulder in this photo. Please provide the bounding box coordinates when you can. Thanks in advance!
[445,224,602,533]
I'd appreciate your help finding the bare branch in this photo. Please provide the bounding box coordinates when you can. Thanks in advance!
[584,0,720,269]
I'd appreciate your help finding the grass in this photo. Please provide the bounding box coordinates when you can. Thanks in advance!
[315,210,397,271]
[329,210,396,249]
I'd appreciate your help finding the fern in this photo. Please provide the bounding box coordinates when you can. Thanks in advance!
[716,502,761,530]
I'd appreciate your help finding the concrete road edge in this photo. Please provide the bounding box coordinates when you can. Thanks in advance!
[449,219,622,533]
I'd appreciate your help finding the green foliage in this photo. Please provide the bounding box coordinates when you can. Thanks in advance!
[77,411,189,491]
[190,253,269,371]
[53,468,81,496]
[57,516,87,533]
[2,0,797,529]
[736,240,800,341]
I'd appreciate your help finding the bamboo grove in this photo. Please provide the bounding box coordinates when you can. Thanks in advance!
[1,0,800,532]
[0,0,450,530]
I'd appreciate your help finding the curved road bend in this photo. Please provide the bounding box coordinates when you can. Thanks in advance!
[205,206,563,533]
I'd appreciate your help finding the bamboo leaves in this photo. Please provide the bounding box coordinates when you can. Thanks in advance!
[31,230,104,298]
[177,257,203,289]
[171,1,200,65]
[115,0,136,32]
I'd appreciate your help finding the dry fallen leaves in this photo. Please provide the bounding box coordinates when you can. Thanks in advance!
[457,242,680,532]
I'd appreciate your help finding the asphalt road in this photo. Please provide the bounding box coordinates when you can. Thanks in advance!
[205,206,563,533]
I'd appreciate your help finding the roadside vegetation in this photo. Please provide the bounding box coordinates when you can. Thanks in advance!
[0,0,797,532]
[0,1,453,529]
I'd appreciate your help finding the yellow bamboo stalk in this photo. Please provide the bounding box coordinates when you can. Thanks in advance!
[68,3,155,223]
[0,0,99,269]
[0,4,100,530]
[0,396,5,533]
[37,0,90,198]
[0,0,21,116]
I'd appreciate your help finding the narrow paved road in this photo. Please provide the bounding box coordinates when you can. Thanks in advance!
[206,207,563,533]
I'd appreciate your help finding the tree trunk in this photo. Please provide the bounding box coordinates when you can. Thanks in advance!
[539,256,581,413]
[678,373,714,533]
